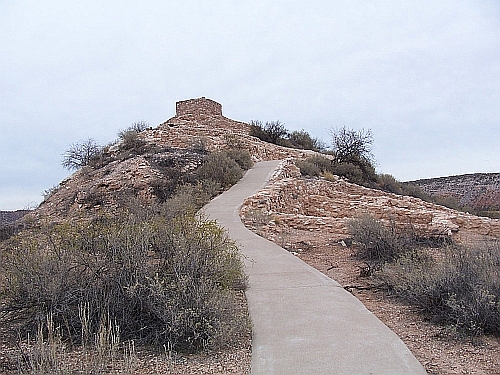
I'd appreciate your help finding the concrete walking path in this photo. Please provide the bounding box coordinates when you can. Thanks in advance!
[204,161,426,375]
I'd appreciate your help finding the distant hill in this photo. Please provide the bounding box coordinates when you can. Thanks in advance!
[0,210,29,226]
[408,173,500,213]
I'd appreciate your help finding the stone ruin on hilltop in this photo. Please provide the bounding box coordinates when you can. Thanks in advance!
[145,96,314,162]
[175,97,223,117]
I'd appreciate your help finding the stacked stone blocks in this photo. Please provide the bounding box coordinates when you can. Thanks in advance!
[176,97,223,117]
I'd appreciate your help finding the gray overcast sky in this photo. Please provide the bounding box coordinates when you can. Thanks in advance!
[1,0,499,210]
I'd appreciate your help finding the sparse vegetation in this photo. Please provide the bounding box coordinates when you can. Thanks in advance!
[348,214,500,336]
[0,209,248,354]
[224,149,253,170]
[195,152,244,190]
[249,120,324,151]
[288,129,325,151]
[2,116,257,372]
[296,154,378,187]
[61,138,102,171]
[384,240,500,336]
[295,159,321,177]
[347,215,411,274]
[119,120,150,135]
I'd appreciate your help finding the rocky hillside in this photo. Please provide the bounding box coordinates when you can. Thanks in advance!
[409,173,500,211]
[31,98,312,222]
[17,97,500,241]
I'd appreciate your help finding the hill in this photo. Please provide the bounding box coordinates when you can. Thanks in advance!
[33,97,312,222]
[408,173,500,214]
[0,210,29,225]
[2,97,499,374]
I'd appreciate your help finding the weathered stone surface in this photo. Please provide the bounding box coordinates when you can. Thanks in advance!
[143,100,316,162]
[176,97,222,117]
[241,161,500,240]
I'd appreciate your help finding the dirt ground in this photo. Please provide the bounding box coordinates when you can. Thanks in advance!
[251,223,500,375]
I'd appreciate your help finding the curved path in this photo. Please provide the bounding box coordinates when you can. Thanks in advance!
[204,161,426,375]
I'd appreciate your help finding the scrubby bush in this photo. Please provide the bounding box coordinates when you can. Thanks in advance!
[249,120,271,143]
[250,120,325,152]
[195,152,244,189]
[348,215,500,336]
[224,149,253,170]
[295,160,321,177]
[384,241,500,336]
[249,120,288,145]
[0,211,248,352]
[62,139,102,171]
[347,215,411,274]
[288,130,325,151]
[118,130,147,151]
[377,174,403,195]
[295,156,331,177]
[295,154,378,187]
[332,162,365,185]
[0,223,20,242]
[304,155,332,173]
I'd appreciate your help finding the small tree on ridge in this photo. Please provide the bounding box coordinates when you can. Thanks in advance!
[62,138,102,171]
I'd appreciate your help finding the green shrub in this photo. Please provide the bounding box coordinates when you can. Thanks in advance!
[249,120,272,143]
[288,130,325,151]
[0,212,248,352]
[332,162,364,184]
[295,156,332,177]
[306,155,332,173]
[249,120,288,145]
[377,174,403,195]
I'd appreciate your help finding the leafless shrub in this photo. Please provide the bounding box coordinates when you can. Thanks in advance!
[61,139,102,171]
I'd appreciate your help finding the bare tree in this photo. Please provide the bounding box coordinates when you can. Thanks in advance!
[330,126,374,165]
[118,120,150,139]
[61,138,102,170]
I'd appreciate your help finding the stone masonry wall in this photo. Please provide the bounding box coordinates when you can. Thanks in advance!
[176,97,222,117]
